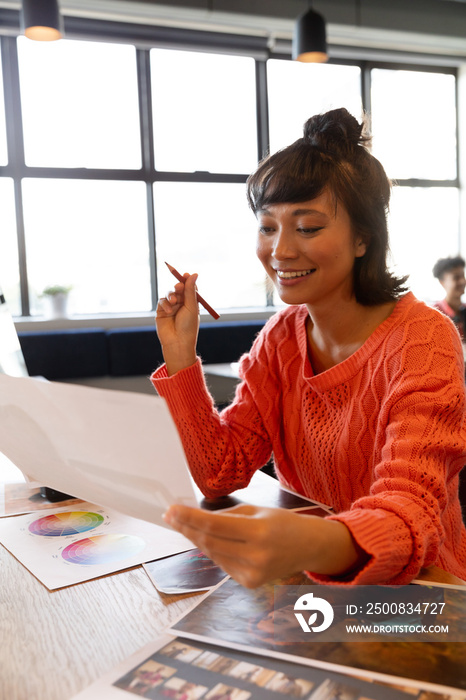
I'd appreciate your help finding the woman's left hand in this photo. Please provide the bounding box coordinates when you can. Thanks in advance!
[163,504,362,588]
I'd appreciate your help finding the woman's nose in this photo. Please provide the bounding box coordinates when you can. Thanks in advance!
[272,230,298,260]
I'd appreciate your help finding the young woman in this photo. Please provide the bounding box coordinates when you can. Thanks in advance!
[153,108,466,588]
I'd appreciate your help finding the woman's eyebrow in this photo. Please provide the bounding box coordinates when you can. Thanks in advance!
[291,208,326,216]
[257,207,327,216]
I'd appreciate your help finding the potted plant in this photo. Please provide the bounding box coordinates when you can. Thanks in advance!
[41,285,73,318]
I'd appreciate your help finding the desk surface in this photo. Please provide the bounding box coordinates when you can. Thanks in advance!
[0,458,198,700]
[1,460,464,700]
[1,543,199,700]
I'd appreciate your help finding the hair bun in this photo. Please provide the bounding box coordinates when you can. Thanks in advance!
[303,107,368,156]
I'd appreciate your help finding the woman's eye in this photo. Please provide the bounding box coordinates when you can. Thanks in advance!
[297,226,323,235]
[259,226,274,234]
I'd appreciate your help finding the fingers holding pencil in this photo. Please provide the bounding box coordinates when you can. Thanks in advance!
[165,262,220,320]
[156,264,219,375]
[156,272,200,376]
[157,273,198,319]
[157,275,190,316]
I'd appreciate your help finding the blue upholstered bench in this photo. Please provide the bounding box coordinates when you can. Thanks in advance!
[106,320,266,377]
[18,320,267,381]
[18,328,108,380]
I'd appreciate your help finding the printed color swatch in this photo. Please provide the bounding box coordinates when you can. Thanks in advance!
[61,534,145,566]
[28,511,104,537]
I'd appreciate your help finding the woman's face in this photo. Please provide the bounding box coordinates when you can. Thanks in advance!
[255,190,366,309]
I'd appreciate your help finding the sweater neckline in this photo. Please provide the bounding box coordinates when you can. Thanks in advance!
[296,292,416,388]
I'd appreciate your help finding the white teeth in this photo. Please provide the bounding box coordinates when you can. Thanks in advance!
[276,269,313,279]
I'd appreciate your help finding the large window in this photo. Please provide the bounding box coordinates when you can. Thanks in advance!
[0,178,19,315]
[0,25,459,319]
[388,187,459,299]
[150,49,257,175]
[370,68,457,180]
[23,179,151,314]
[17,37,141,169]
[371,67,459,301]
[0,56,7,166]
[267,59,363,153]
[154,182,265,308]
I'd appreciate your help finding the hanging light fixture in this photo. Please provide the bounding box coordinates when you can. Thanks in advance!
[292,2,328,63]
[21,0,63,41]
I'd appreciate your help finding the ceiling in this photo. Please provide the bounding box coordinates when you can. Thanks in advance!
[2,1,466,61]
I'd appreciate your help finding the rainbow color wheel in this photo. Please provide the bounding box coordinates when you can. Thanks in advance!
[61,534,145,566]
[28,511,104,537]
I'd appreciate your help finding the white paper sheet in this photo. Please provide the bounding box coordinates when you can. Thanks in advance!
[0,375,198,526]
[0,501,194,589]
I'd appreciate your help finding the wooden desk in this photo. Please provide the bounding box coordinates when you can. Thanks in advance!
[1,465,464,700]
[0,456,200,700]
[0,467,300,700]
[0,530,199,700]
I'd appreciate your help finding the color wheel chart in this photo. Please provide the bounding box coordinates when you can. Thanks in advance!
[27,511,145,566]
[62,534,145,566]
[28,511,104,537]
[0,501,194,589]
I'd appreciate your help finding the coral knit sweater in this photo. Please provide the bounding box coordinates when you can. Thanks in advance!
[151,292,466,585]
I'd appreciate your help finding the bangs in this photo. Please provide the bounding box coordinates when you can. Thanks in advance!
[247,144,330,214]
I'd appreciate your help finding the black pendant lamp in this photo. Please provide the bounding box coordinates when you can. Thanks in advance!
[292,3,328,63]
[21,0,63,41]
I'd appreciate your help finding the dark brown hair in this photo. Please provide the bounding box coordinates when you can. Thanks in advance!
[246,108,408,305]
[432,256,465,280]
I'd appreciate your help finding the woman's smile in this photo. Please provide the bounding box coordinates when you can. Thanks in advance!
[275,268,316,283]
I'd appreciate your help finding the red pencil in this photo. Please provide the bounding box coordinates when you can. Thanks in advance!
[165,262,220,320]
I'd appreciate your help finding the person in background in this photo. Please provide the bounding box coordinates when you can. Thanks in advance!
[432,256,466,339]
[153,108,466,589]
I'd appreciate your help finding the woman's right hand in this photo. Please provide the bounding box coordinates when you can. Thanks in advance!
[156,272,199,376]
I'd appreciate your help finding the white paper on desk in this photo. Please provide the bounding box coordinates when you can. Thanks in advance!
[0,501,194,589]
[0,375,198,527]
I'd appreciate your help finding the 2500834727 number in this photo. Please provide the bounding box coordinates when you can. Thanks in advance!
[355,602,446,616]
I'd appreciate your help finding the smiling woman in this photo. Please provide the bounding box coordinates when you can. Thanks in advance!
[255,195,365,310]
[153,108,466,590]
[247,109,407,307]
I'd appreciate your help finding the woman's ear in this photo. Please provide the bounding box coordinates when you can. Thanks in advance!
[355,239,367,258]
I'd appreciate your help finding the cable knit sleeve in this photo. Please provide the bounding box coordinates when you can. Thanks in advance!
[151,338,276,498]
[308,310,466,585]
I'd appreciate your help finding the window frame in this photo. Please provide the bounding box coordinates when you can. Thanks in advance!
[0,15,459,319]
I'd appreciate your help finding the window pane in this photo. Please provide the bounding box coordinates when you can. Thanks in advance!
[371,69,456,180]
[150,49,257,174]
[0,53,7,166]
[17,37,141,169]
[154,182,266,308]
[388,187,459,302]
[0,179,20,315]
[23,180,151,314]
[267,60,362,154]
